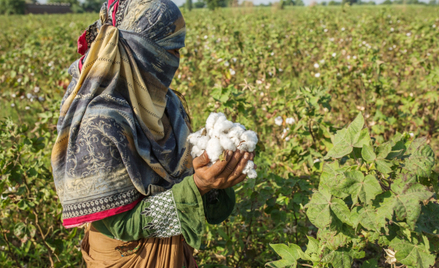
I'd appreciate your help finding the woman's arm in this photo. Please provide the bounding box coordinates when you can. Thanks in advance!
[92,149,253,248]
[92,174,236,249]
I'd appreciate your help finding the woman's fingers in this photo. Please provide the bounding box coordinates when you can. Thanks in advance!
[205,150,233,177]
[229,172,247,187]
[193,151,211,169]
[218,150,244,178]
[228,152,250,180]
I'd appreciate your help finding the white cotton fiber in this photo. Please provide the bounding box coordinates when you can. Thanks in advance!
[228,125,246,146]
[196,135,209,150]
[206,137,222,163]
[213,120,234,137]
[247,169,257,179]
[238,130,258,152]
[220,134,237,151]
[242,161,257,179]
[187,112,258,179]
[206,112,225,131]
[191,145,203,158]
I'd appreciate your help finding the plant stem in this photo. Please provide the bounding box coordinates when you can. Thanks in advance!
[0,222,22,268]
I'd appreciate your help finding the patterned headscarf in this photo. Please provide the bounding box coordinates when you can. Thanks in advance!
[51,0,193,228]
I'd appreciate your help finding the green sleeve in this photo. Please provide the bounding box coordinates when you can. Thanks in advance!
[202,188,236,224]
[171,175,206,249]
[91,176,235,250]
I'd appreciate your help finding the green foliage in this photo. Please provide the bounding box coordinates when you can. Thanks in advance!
[187,0,193,11]
[0,0,25,15]
[267,113,438,268]
[1,6,439,267]
[194,1,206,8]
[83,0,105,12]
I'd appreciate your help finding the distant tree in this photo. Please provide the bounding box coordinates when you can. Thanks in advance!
[48,0,84,12]
[295,0,305,5]
[186,0,193,10]
[279,0,286,8]
[328,0,341,5]
[381,0,392,4]
[194,0,205,7]
[428,0,437,4]
[367,0,376,4]
[83,0,104,12]
[0,0,26,14]
[321,1,327,5]
[47,0,79,4]
[203,0,227,9]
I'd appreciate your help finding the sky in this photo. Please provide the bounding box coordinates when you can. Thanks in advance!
[38,0,429,7]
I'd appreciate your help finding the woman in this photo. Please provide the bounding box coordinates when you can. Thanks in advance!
[51,0,255,267]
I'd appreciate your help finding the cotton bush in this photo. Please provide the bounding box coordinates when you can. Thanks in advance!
[187,112,258,179]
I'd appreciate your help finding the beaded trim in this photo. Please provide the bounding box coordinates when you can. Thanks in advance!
[141,190,182,238]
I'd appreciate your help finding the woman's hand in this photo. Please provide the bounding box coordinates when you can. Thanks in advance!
[192,150,256,196]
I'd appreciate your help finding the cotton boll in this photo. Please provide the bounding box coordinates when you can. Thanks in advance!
[247,169,257,179]
[242,160,257,179]
[213,120,234,137]
[212,114,228,133]
[206,112,225,131]
[191,145,203,158]
[233,123,246,130]
[196,135,209,150]
[242,160,255,174]
[228,125,246,146]
[206,137,223,163]
[238,130,258,152]
[219,134,237,151]
[187,128,205,145]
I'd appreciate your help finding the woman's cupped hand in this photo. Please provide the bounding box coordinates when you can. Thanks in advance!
[192,150,256,196]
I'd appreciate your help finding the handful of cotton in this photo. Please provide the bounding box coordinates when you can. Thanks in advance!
[187,112,258,179]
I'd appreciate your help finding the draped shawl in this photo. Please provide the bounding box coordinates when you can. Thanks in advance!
[51,0,193,228]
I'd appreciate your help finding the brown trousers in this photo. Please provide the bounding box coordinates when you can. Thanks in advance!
[81,224,197,268]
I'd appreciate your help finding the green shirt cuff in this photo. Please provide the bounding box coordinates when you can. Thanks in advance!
[203,187,236,225]
[172,175,206,250]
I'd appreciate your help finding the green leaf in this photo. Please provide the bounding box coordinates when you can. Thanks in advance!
[415,202,439,235]
[319,162,349,198]
[353,128,371,148]
[376,159,393,174]
[306,190,332,229]
[390,237,435,268]
[330,198,353,226]
[325,113,365,159]
[358,206,383,233]
[267,243,306,268]
[304,236,321,262]
[392,175,433,229]
[361,144,376,163]
[317,229,351,250]
[17,199,29,210]
[376,142,392,159]
[321,249,359,268]
[344,171,382,204]
[404,137,435,177]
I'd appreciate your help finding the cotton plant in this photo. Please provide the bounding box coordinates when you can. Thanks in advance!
[187,112,258,179]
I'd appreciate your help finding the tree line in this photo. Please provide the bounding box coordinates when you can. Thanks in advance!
[0,0,104,15]
[0,0,437,16]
